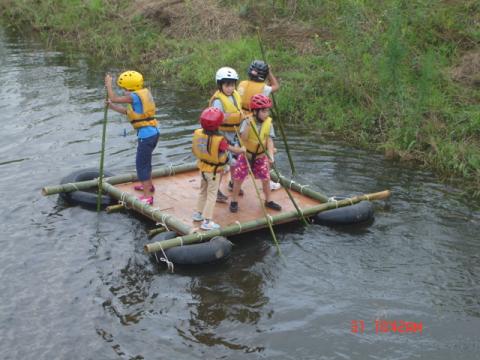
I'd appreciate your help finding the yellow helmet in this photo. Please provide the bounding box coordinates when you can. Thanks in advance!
[117,71,144,91]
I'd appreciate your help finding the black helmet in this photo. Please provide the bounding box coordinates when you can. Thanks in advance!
[248,60,269,82]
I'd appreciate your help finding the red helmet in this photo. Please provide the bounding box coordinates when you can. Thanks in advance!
[249,94,272,110]
[200,107,224,131]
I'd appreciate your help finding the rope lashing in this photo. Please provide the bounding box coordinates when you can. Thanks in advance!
[67,182,80,192]
[328,196,339,208]
[168,164,175,176]
[158,243,174,273]
[235,220,243,234]
[299,184,309,194]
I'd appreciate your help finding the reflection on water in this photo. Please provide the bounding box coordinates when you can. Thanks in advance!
[1,27,480,360]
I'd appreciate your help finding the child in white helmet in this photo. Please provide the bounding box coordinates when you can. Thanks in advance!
[105,71,159,205]
[208,67,245,203]
[238,60,281,191]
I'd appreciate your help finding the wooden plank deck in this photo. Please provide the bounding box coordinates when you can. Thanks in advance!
[114,170,321,232]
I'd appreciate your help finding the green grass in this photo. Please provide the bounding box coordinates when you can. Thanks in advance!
[1,0,479,193]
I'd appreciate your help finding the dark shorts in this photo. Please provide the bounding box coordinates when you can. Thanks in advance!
[136,133,159,181]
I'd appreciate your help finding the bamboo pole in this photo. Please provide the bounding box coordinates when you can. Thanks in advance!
[269,172,330,203]
[144,190,391,253]
[257,28,296,175]
[100,182,193,235]
[97,91,109,212]
[105,204,126,213]
[148,227,166,238]
[41,163,197,196]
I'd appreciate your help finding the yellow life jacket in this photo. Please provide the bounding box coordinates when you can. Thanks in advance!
[126,88,158,129]
[243,116,272,157]
[192,128,228,174]
[237,80,265,111]
[208,90,244,132]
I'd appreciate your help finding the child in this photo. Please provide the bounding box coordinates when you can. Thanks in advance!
[105,71,159,205]
[229,94,282,213]
[209,67,245,202]
[192,107,245,230]
[237,60,280,112]
[237,60,281,191]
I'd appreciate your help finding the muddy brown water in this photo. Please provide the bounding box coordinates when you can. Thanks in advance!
[1,28,479,360]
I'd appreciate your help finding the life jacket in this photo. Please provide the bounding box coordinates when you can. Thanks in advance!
[126,89,158,129]
[237,80,265,111]
[209,90,244,132]
[192,128,228,175]
[243,116,272,158]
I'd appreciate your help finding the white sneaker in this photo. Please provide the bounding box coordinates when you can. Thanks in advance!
[270,180,281,190]
[192,211,203,222]
[200,219,220,230]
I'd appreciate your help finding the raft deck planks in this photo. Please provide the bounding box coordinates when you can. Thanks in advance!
[114,169,321,233]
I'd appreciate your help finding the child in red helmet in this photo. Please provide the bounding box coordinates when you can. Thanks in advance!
[192,107,245,230]
[237,60,281,192]
[229,94,282,213]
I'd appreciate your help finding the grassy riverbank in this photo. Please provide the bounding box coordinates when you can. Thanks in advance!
[1,0,479,193]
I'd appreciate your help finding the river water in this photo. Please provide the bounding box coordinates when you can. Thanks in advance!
[1,28,479,360]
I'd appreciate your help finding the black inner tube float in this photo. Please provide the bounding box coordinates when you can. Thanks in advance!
[59,168,117,209]
[149,231,233,265]
[313,196,374,226]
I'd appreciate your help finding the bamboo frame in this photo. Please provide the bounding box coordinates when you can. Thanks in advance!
[41,163,198,196]
[144,190,391,253]
[101,182,192,235]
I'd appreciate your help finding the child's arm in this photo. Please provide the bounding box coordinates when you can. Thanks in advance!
[106,99,127,115]
[240,120,251,143]
[228,144,246,154]
[267,70,280,93]
[267,137,275,163]
[104,74,132,104]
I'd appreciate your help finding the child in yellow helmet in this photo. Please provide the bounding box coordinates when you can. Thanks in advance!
[104,71,159,205]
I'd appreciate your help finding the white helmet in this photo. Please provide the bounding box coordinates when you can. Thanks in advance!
[215,67,239,82]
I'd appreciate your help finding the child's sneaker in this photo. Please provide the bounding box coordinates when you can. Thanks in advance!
[134,184,155,192]
[216,190,228,203]
[228,181,244,196]
[192,211,203,222]
[139,195,153,205]
[229,201,238,213]
[200,219,220,230]
[270,181,281,191]
[265,200,281,211]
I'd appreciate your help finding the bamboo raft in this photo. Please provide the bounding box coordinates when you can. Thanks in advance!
[42,163,391,254]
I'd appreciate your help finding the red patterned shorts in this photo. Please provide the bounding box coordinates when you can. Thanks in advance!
[232,154,270,181]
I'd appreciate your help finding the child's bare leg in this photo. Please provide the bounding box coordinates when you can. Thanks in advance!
[142,178,154,197]
[262,180,271,202]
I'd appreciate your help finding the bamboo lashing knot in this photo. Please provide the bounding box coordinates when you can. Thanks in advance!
[267,214,274,224]
[168,164,175,176]
[158,243,174,272]
[299,184,309,194]
[328,196,339,208]
[119,192,130,209]
[235,220,243,234]
[160,214,170,231]
[68,182,80,191]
